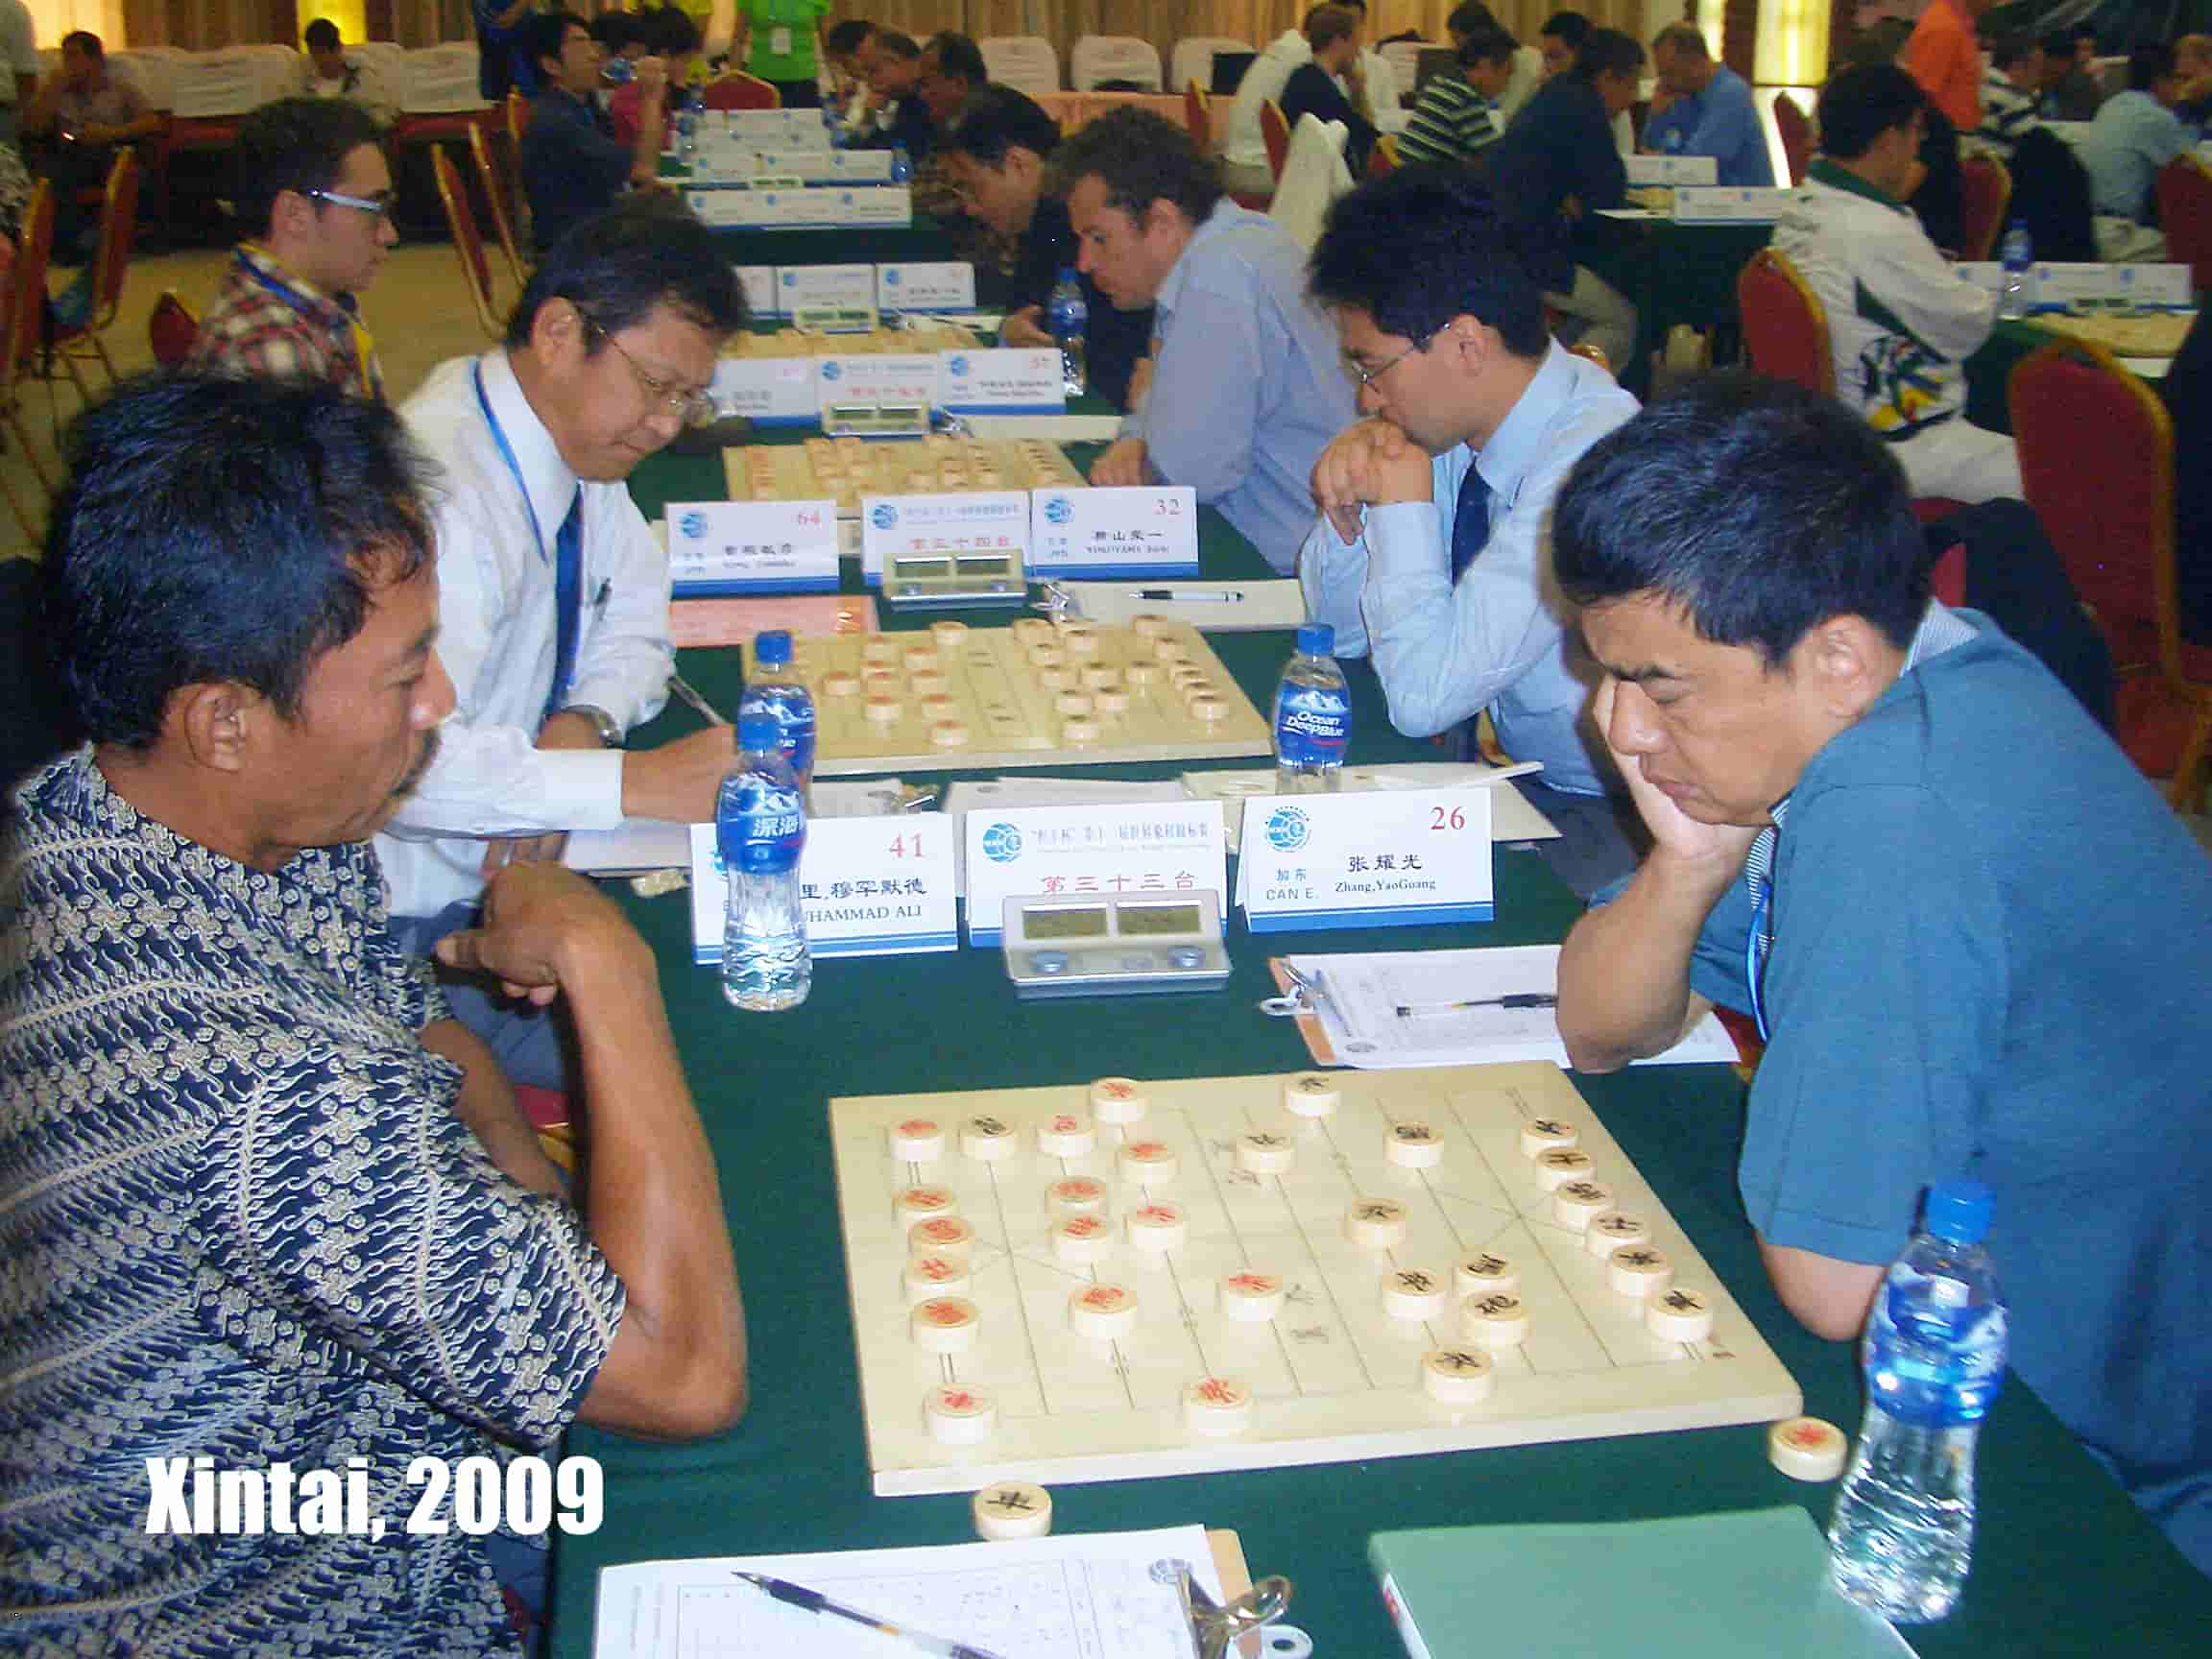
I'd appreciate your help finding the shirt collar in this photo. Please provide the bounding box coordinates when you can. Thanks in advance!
[1472,341,1577,504]
[237,242,359,322]
[1807,156,1908,212]
[1154,201,1262,319]
[479,347,580,552]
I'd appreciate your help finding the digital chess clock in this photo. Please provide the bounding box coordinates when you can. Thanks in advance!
[1000,892,1231,999]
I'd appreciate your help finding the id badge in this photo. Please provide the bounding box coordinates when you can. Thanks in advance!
[770,26,793,56]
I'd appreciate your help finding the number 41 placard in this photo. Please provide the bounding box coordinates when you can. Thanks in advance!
[1236,787,1493,930]
[687,817,957,960]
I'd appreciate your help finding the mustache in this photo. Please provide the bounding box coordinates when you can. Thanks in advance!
[393,726,442,800]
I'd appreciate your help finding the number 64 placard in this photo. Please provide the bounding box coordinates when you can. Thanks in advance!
[1235,787,1495,930]
[687,817,958,960]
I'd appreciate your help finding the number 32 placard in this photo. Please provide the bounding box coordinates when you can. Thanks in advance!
[1236,787,1494,930]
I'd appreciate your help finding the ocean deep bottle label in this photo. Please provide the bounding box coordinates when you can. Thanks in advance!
[1275,685,1351,767]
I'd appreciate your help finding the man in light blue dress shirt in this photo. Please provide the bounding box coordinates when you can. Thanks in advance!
[1643,23,1772,186]
[2075,43,2191,260]
[1301,164,1645,892]
[1052,108,1356,574]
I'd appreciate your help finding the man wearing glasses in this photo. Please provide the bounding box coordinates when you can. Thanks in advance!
[1300,164,1643,894]
[187,98,395,400]
[386,201,747,1090]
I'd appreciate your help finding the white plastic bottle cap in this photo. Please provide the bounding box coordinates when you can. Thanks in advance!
[1218,1270,1286,1322]
[1552,1179,1615,1233]
[1420,1347,1496,1405]
[1533,1148,1597,1191]
[1767,1416,1849,1482]
[1382,1266,1450,1321]
[1461,1291,1529,1348]
[1455,1253,1519,1297]
[911,1296,981,1354]
[924,1383,997,1445]
[1125,1201,1189,1252]
[1284,1073,1339,1118]
[893,1184,957,1222]
[1069,1282,1140,1340]
[1237,1131,1297,1175]
[902,1254,973,1301]
[906,1214,975,1258]
[1183,1376,1254,1436]
[1607,1246,1673,1299]
[1646,1286,1716,1343]
[1036,1112,1096,1159]
[1384,1121,1445,1169]
[1118,1139,1178,1186]
[1090,1077,1149,1124]
[973,1480,1052,1540]
[1584,1211,1650,1258]
[1519,1118,1579,1159]
[1345,1197,1410,1249]
[960,1115,1018,1163]
[887,1116,945,1162]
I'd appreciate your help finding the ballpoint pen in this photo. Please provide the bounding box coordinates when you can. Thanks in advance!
[732,1571,1009,1659]
[1395,992,1558,1018]
[1135,588,1241,602]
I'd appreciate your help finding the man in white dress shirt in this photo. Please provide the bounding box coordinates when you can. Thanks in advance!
[382,201,747,1086]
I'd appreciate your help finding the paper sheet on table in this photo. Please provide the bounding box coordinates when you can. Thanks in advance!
[1048,579,1307,632]
[565,781,914,874]
[942,776,1191,897]
[959,413,1125,443]
[1284,944,1737,1070]
[1185,764,1561,850]
[591,1523,1219,1659]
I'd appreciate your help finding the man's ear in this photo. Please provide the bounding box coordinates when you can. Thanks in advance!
[529,296,587,370]
[172,682,262,776]
[1800,614,1897,719]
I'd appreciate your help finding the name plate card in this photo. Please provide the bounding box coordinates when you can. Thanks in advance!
[688,819,957,960]
[666,499,838,594]
[2031,261,2193,309]
[859,492,1030,587]
[1671,186,1793,222]
[817,352,940,417]
[717,108,827,149]
[1028,486,1199,578]
[1236,788,1493,931]
[780,262,876,312]
[963,802,1228,946]
[749,148,894,181]
[828,185,912,227]
[878,261,978,312]
[1624,154,1717,184]
[936,348,1066,414]
[734,264,777,316]
[711,354,816,424]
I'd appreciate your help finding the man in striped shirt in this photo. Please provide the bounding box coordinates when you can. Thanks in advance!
[1968,31,2042,160]
[1396,26,1515,167]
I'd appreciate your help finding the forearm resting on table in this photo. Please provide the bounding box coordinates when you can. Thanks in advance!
[568,937,749,1438]
[1555,852,1727,1072]
[1758,1237,1884,1341]
[421,1018,567,1198]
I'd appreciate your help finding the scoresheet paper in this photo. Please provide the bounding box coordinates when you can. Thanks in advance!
[591,1524,1217,1659]
[1286,945,1738,1070]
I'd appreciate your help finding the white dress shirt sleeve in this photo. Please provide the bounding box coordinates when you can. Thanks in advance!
[1123,283,1262,501]
[565,485,674,733]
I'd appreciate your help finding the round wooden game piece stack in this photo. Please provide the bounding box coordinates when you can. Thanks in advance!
[1382,1266,1449,1321]
[907,1214,975,1258]
[1062,628,1100,657]
[973,1480,1053,1539]
[1118,1140,1177,1186]
[1069,1283,1139,1340]
[1519,1118,1578,1159]
[1646,1286,1715,1342]
[1284,1073,1339,1118]
[1344,1197,1409,1248]
[1053,1214,1116,1264]
[894,1184,957,1224]
[1552,1179,1615,1232]
[1384,1121,1444,1168]
[910,670,948,697]
[924,1383,997,1445]
[862,694,902,726]
[1036,1112,1095,1158]
[1455,1253,1519,1296]
[903,1253,973,1300]
[1420,1347,1495,1405]
[1125,1200,1188,1252]
[1236,1132,1296,1175]
[961,1115,1017,1162]
[1182,1376,1254,1436]
[929,719,971,748]
[1047,1175,1107,1214]
[903,647,940,673]
[1090,1077,1148,1124]
[821,670,860,698]
[1608,1246,1673,1299]
[1218,1271,1286,1322]
[1129,613,1170,638]
[1124,660,1161,687]
[888,1116,945,1162]
[1012,617,1054,645]
[911,1297,981,1353]
[1584,1211,1650,1258]
[929,619,969,648]
[1188,694,1230,725]
[1461,1291,1529,1348]
[1533,1148,1597,1191]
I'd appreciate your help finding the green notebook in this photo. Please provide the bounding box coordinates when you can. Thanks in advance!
[1370,1507,1917,1658]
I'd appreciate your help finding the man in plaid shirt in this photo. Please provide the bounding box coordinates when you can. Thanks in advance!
[188,97,394,401]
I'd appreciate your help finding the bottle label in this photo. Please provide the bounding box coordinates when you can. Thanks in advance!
[778,715,816,781]
[1048,298,1088,340]
[1275,685,1350,767]
[1863,1265,2008,1428]
[719,780,806,876]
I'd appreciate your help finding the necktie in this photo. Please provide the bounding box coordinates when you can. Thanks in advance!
[1450,459,1492,581]
[544,491,584,726]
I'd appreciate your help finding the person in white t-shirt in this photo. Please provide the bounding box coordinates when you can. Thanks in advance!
[0,0,35,143]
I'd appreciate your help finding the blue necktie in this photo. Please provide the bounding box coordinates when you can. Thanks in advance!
[1450,460,1492,581]
[544,491,584,725]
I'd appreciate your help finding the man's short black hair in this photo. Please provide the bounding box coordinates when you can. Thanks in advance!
[1651,22,1709,59]
[1458,26,1517,68]
[1572,26,1645,81]
[61,29,103,59]
[924,30,987,84]
[1815,62,1925,159]
[875,30,919,61]
[46,374,434,751]
[1447,3,1499,37]
[1553,373,1928,664]
[941,84,1062,165]
[590,9,650,55]
[650,8,700,59]
[524,10,589,75]
[233,98,385,241]
[827,19,874,56]
[1050,107,1223,228]
[2128,42,2176,90]
[1539,11,1590,46]
[507,197,748,350]
[1988,30,2039,72]
[302,18,340,52]
[1310,162,1549,357]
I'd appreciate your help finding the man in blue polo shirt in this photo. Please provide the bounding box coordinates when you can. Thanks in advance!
[1643,22,1771,185]
[1552,373,2212,1577]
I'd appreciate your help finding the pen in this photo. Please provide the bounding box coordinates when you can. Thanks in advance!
[667,673,729,726]
[592,578,612,614]
[1395,992,1558,1018]
[732,1571,1009,1659]
[1134,588,1241,603]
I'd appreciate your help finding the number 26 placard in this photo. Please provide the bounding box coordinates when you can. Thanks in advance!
[1236,787,1495,930]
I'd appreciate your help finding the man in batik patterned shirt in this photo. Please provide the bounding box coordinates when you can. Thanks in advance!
[0,376,747,1655]
[187,97,396,400]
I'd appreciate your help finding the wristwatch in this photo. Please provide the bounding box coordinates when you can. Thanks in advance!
[561,704,625,749]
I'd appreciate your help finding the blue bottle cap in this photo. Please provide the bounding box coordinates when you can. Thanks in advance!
[736,712,780,750]
[755,629,793,665]
[1923,1179,1994,1245]
[1294,622,1335,657]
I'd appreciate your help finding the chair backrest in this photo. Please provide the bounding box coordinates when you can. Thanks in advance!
[468,122,526,290]
[1381,41,1425,88]
[2008,338,2176,666]
[1170,36,1250,97]
[4,181,54,383]
[1772,91,1812,185]
[505,89,530,152]
[702,72,780,111]
[1070,35,1162,92]
[400,41,488,114]
[1183,80,1210,150]
[88,149,139,329]
[430,145,501,341]
[1736,248,1834,396]
[1260,98,1290,182]
[1956,155,2011,262]
[2153,156,2212,295]
[148,288,199,369]
[110,47,183,111]
[980,36,1061,97]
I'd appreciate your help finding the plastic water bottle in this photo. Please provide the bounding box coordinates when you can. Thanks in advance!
[1272,622,1353,794]
[1047,268,1089,397]
[676,91,701,165]
[821,95,842,148]
[1998,220,2033,320]
[715,712,810,1011]
[1829,1179,2008,1623]
[736,629,816,805]
[890,142,913,183]
[601,55,636,84]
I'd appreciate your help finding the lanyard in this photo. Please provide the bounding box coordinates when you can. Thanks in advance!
[1744,878,1772,1043]
[236,246,384,400]
[472,358,551,564]
[472,360,585,719]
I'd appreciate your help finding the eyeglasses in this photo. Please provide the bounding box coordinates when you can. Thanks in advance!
[307,187,394,219]
[1345,325,1443,389]
[582,315,718,427]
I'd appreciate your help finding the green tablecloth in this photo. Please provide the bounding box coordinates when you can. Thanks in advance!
[544,442,2212,1659]
[1580,213,1774,393]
